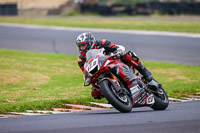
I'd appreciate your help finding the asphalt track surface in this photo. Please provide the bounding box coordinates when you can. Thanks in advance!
[0,23,200,65]
[0,101,200,133]
[0,24,200,133]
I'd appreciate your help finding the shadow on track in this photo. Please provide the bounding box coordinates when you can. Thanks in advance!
[81,108,158,115]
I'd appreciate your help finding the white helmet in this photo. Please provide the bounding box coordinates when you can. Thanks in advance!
[76,32,96,54]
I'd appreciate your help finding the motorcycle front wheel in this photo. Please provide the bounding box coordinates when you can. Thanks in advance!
[100,79,132,113]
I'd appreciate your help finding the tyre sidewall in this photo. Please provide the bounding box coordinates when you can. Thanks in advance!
[100,79,132,113]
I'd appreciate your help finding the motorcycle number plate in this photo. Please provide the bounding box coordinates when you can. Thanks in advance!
[86,59,98,72]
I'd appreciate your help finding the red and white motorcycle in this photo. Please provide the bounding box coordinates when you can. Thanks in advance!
[84,48,169,113]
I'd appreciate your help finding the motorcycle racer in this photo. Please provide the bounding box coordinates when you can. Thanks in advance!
[76,32,153,100]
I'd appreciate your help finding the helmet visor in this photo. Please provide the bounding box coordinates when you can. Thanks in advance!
[77,43,89,52]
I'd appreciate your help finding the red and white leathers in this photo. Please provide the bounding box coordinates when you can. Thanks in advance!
[77,39,153,99]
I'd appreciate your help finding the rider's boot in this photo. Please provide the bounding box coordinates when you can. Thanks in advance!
[136,62,153,82]
[91,86,103,99]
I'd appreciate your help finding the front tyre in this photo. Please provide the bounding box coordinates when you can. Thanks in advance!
[100,79,132,113]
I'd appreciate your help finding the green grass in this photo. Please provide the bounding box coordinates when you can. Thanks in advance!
[0,49,200,114]
[0,16,200,33]
[0,49,105,114]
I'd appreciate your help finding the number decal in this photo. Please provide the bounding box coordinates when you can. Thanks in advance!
[86,59,98,73]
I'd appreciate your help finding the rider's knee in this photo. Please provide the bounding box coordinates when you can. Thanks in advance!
[121,51,140,67]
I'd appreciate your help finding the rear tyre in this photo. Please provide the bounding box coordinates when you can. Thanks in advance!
[100,79,132,113]
[151,84,169,110]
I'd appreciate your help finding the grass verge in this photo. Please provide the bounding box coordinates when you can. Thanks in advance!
[0,49,200,114]
[0,16,200,33]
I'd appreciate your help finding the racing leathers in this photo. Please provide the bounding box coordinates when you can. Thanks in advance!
[77,39,153,99]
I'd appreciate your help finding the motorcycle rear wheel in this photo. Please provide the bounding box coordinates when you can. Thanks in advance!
[100,79,132,113]
[150,83,169,110]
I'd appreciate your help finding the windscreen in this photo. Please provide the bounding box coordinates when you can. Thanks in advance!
[86,49,99,62]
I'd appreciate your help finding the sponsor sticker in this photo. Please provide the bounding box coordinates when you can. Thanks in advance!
[78,57,82,62]
[130,85,140,97]
[101,39,107,45]
[146,94,155,105]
